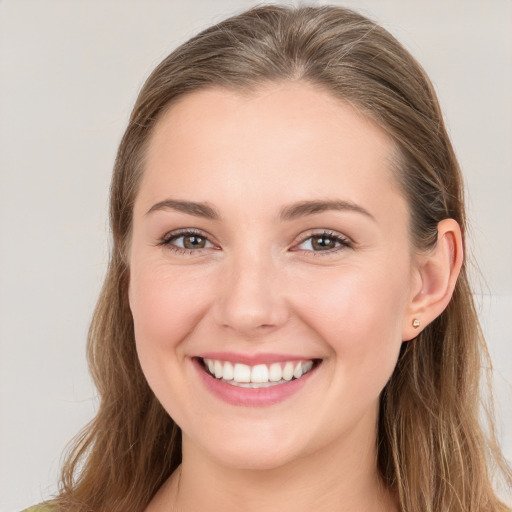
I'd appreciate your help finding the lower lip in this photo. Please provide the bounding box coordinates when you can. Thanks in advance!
[192,358,319,407]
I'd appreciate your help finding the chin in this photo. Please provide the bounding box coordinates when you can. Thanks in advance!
[210,444,299,471]
[189,425,310,471]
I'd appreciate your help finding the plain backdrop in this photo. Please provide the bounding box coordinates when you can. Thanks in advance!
[0,0,511,510]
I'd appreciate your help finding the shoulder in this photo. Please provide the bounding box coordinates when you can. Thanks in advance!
[20,505,57,512]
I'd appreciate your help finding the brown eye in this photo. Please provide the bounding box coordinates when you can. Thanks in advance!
[310,235,337,251]
[182,234,207,249]
[295,231,351,254]
[160,230,215,252]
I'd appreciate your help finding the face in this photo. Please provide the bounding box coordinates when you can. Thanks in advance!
[128,82,418,470]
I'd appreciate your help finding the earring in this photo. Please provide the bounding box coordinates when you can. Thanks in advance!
[412,319,420,328]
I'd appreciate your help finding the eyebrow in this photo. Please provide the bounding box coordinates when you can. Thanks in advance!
[146,199,220,219]
[279,199,375,222]
[146,198,374,222]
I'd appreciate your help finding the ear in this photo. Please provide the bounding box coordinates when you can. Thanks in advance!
[402,218,463,341]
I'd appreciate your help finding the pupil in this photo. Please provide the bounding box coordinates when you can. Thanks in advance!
[184,235,205,249]
[312,236,334,250]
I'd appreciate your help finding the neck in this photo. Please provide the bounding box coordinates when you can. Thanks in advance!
[148,411,397,512]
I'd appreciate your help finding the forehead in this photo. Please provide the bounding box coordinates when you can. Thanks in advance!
[138,82,404,220]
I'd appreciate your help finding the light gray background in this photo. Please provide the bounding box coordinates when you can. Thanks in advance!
[1,1,510,510]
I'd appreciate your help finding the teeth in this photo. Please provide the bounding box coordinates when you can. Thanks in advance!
[269,363,282,382]
[251,364,269,383]
[228,380,284,388]
[282,362,294,381]
[214,360,223,379]
[202,358,316,386]
[302,360,313,373]
[223,361,234,380]
[233,363,251,383]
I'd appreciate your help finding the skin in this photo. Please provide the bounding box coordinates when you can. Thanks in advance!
[128,82,462,512]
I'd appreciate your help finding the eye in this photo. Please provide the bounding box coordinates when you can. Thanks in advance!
[294,231,351,254]
[159,229,216,254]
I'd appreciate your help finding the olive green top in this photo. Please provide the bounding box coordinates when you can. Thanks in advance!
[21,505,55,512]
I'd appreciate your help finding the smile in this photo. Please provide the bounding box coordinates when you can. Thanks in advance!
[193,354,322,406]
[201,358,316,388]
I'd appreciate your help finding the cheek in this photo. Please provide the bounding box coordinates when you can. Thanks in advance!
[129,261,212,358]
[295,259,407,331]
[128,260,219,426]
[290,259,409,388]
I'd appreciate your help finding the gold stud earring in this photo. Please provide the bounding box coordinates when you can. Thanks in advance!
[412,319,420,328]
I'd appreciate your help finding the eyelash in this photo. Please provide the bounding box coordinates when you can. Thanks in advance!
[158,228,352,257]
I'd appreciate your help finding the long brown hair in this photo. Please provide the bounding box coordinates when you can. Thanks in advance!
[54,5,511,512]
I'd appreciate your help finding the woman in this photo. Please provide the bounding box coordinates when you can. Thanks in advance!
[24,4,511,512]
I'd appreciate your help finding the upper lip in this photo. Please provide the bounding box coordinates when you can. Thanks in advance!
[195,352,320,365]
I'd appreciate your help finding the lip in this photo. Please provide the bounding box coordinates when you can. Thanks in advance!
[192,356,321,407]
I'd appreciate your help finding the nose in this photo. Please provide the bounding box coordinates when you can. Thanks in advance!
[213,251,289,337]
